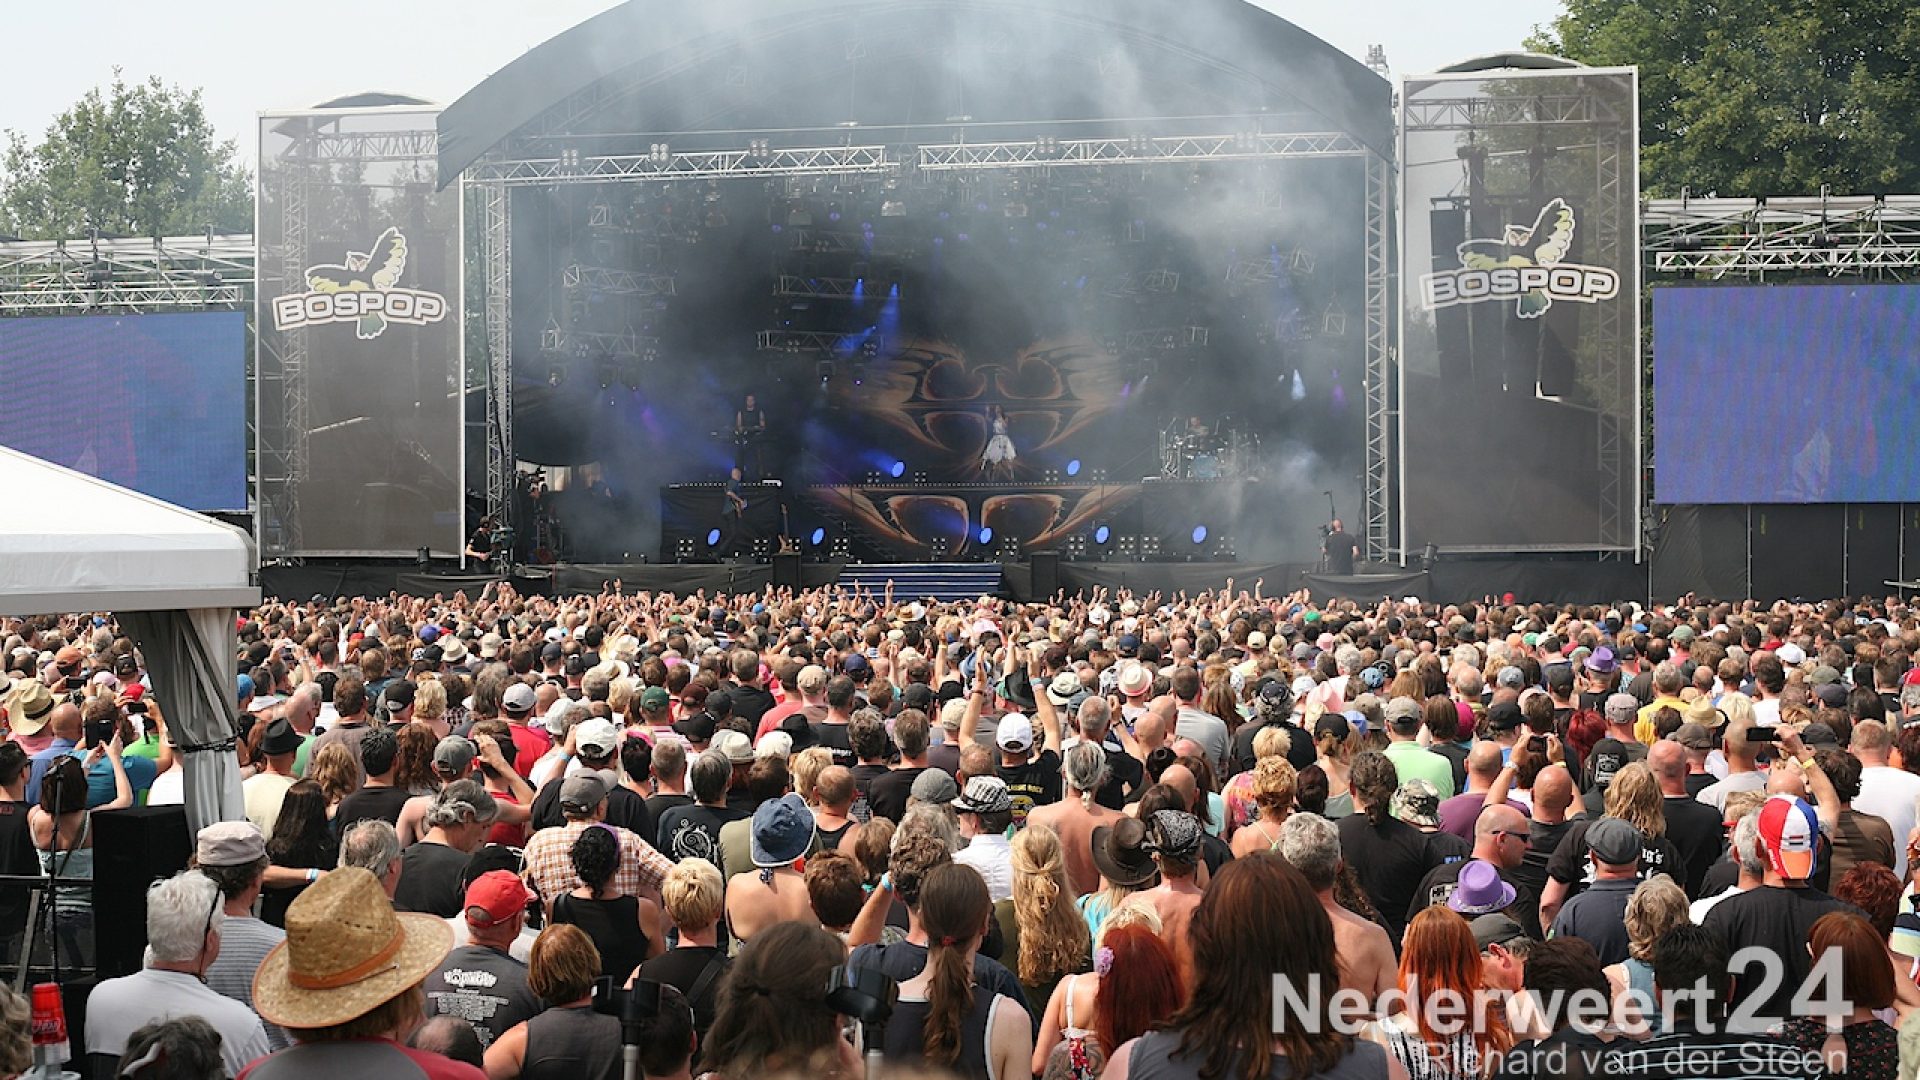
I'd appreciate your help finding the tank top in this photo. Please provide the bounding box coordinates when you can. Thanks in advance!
[36,814,92,914]
[1622,956,1661,1036]
[816,819,854,852]
[1056,973,1101,1080]
[1124,1029,1390,1080]
[882,988,1005,1080]
[522,1005,623,1080]
[552,892,649,983]
[486,791,528,847]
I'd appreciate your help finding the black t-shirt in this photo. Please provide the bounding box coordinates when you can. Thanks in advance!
[656,803,747,864]
[1512,818,1575,931]
[1094,747,1145,811]
[867,767,926,824]
[1684,772,1716,798]
[1430,741,1471,796]
[1408,859,1540,939]
[1337,813,1442,942]
[1325,531,1358,575]
[530,775,651,839]
[1545,819,1685,895]
[1228,719,1317,778]
[850,762,891,822]
[728,685,777,729]
[1423,829,1472,866]
[639,946,731,1042]
[1698,857,1739,899]
[644,792,694,826]
[999,749,1063,826]
[1662,795,1725,899]
[393,840,470,917]
[423,944,542,1048]
[335,784,415,830]
[1702,886,1865,1021]
[810,721,855,767]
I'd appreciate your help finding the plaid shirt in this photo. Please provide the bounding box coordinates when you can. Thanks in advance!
[523,820,672,905]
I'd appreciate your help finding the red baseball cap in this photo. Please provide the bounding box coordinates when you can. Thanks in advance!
[464,870,531,927]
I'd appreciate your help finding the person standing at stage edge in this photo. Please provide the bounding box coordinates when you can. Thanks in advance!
[1323,518,1359,576]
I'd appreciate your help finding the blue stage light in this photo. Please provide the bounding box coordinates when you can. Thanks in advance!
[1066,459,1081,477]
[810,527,826,546]
[890,460,906,478]
[1094,525,1110,545]
[706,528,722,546]
[979,526,994,544]
[1191,525,1208,545]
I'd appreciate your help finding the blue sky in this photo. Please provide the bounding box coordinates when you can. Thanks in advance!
[0,1,1562,163]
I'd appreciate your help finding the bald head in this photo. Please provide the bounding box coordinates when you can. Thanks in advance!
[1648,740,1688,784]
[1474,803,1528,868]
[1170,737,1205,761]
[1135,706,1171,751]
[1533,764,1573,815]
[1466,740,1504,782]
[1161,763,1197,810]
[47,703,81,741]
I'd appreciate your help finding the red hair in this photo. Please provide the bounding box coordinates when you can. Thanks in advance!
[1400,907,1511,1067]
[1094,925,1185,1053]
[1566,708,1607,765]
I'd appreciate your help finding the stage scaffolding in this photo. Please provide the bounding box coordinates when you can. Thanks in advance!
[460,123,1395,558]
[1642,194,1920,278]
[0,233,252,315]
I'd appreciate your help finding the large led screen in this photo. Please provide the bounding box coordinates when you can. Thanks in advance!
[0,310,246,510]
[1655,284,1920,504]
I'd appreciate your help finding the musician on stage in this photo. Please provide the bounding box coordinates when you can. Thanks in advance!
[465,515,496,566]
[1322,517,1360,576]
[735,392,768,479]
[982,403,1016,479]
[720,465,748,553]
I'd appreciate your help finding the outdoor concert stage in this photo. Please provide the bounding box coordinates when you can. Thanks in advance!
[659,478,1261,564]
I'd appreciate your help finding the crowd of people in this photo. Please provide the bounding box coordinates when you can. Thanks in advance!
[2,582,1919,1078]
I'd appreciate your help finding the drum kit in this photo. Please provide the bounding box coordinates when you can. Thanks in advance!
[1160,422,1259,480]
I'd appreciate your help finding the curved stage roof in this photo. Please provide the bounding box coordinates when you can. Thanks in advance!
[438,0,1391,185]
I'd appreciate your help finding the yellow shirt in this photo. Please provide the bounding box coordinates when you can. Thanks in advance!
[1635,696,1686,744]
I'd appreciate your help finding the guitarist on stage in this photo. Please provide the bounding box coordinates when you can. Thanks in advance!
[734,392,768,479]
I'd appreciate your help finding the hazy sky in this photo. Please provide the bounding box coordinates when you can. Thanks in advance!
[0,0,1562,163]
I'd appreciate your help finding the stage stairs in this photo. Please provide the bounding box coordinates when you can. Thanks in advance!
[836,563,1004,602]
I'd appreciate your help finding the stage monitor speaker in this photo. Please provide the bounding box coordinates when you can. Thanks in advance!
[772,553,801,590]
[90,805,191,979]
[1030,551,1060,598]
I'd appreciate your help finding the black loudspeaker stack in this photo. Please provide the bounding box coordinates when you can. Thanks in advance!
[1030,551,1060,598]
[90,805,192,979]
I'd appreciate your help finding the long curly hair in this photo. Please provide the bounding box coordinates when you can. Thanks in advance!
[1010,824,1091,987]
[392,722,439,794]
[1604,762,1665,837]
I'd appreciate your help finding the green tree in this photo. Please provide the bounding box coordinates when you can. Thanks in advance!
[0,71,252,239]
[1531,0,1920,197]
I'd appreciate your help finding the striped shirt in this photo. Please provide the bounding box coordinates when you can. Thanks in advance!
[202,914,292,1051]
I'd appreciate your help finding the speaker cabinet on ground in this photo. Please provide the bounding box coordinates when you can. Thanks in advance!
[90,805,191,979]
[1030,551,1060,598]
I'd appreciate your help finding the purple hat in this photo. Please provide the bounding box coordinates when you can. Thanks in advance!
[1584,646,1617,675]
[1446,859,1517,916]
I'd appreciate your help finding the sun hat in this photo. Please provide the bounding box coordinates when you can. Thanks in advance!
[1446,860,1516,915]
[1390,779,1442,828]
[711,729,754,765]
[1091,817,1159,887]
[196,821,267,867]
[751,793,815,868]
[250,866,453,1029]
[1117,663,1153,698]
[1047,672,1082,707]
[478,632,504,659]
[438,637,468,664]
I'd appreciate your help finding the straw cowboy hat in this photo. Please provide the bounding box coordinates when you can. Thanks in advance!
[251,867,452,1029]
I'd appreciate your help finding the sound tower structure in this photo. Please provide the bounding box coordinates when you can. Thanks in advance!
[1398,60,1640,557]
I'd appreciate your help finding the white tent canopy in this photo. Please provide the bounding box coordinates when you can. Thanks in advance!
[0,445,260,833]
[0,444,258,615]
